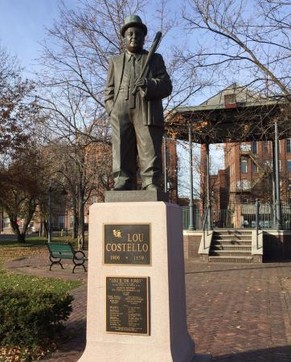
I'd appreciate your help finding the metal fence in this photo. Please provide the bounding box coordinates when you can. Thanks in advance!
[182,206,202,230]
[182,203,291,230]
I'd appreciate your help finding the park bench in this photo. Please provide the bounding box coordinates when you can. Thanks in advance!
[46,242,88,273]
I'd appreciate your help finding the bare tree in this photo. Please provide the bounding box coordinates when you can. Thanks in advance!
[0,146,49,242]
[181,0,290,99]
[0,44,50,241]
[44,139,111,248]
[0,44,36,160]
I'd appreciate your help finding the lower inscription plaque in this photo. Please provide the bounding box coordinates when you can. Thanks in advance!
[106,276,150,335]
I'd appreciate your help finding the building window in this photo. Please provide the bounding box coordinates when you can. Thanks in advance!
[240,143,251,152]
[241,158,248,173]
[224,94,237,108]
[263,141,268,152]
[288,160,291,173]
[236,180,251,190]
[287,139,291,153]
[3,216,10,228]
[252,162,258,173]
[58,216,65,230]
[70,215,74,228]
[251,141,257,154]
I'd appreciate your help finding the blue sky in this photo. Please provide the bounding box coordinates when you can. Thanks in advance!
[0,0,78,77]
[0,0,179,79]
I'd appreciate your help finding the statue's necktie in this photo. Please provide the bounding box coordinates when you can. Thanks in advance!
[129,55,136,109]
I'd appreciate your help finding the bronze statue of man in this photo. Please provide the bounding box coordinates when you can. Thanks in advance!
[105,15,172,191]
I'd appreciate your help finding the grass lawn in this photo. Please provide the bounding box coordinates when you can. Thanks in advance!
[0,235,82,292]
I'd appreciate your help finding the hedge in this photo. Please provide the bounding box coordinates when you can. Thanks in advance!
[0,288,73,348]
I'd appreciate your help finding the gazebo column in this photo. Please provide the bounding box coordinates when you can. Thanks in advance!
[188,122,195,230]
[201,142,212,230]
[273,120,282,229]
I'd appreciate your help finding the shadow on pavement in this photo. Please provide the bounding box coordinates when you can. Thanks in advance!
[213,345,291,361]
[185,261,291,275]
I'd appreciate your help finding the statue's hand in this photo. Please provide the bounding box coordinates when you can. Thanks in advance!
[134,78,147,90]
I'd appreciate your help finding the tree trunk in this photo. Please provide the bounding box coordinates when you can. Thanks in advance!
[73,210,78,239]
[9,217,26,243]
[17,233,26,243]
[78,203,85,250]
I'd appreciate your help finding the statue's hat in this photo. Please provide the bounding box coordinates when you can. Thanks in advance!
[121,15,147,37]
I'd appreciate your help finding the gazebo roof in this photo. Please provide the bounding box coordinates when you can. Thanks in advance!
[165,84,290,144]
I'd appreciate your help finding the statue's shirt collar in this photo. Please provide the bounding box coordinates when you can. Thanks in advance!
[126,50,143,62]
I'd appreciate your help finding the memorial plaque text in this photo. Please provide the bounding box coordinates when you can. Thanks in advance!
[106,277,150,335]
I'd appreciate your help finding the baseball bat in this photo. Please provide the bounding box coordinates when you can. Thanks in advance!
[132,31,162,95]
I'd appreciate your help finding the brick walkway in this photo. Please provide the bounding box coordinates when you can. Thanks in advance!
[185,260,291,361]
[5,254,291,361]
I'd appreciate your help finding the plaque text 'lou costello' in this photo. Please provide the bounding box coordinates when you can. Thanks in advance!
[106,276,150,335]
[104,224,150,265]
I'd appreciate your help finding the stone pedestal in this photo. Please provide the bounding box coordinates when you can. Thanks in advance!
[78,201,202,361]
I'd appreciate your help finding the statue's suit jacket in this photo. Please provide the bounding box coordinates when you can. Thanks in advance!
[105,50,172,126]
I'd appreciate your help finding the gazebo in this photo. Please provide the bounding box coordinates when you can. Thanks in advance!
[165,84,290,230]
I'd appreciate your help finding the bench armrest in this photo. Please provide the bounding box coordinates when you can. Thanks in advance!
[73,250,87,261]
[72,250,88,273]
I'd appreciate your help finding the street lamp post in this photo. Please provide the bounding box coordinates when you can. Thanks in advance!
[205,143,212,230]
[274,120,282,230]
[48,186,52,243]
[163,136,168,193]
[0,205,3,232]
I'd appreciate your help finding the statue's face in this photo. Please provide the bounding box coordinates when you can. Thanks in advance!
[124,26,145,53]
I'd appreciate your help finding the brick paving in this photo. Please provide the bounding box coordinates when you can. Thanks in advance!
[5,253,291,361]
[186,260,291,361]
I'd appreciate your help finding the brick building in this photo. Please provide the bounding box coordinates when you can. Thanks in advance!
[208,138,291,229]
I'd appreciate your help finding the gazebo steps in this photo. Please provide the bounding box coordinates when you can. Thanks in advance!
[208,230,253,263]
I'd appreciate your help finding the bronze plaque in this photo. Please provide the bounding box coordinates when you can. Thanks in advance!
[106,277,150,335]
[104,224,150,265]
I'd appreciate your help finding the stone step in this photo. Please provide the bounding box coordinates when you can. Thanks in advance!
[212,234,252,240]
[213,238,251,242]
[213,230,252,235]
[213,235,252,241]
[212,245,252,251]
[212,239,252,245]
[208,255,253,263]
[209,249,252,257]
[211,240,252,246]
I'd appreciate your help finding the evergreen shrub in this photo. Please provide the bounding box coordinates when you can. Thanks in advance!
[0,289,73,348]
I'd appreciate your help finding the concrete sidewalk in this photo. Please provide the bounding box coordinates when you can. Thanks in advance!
[5,253,291,361]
